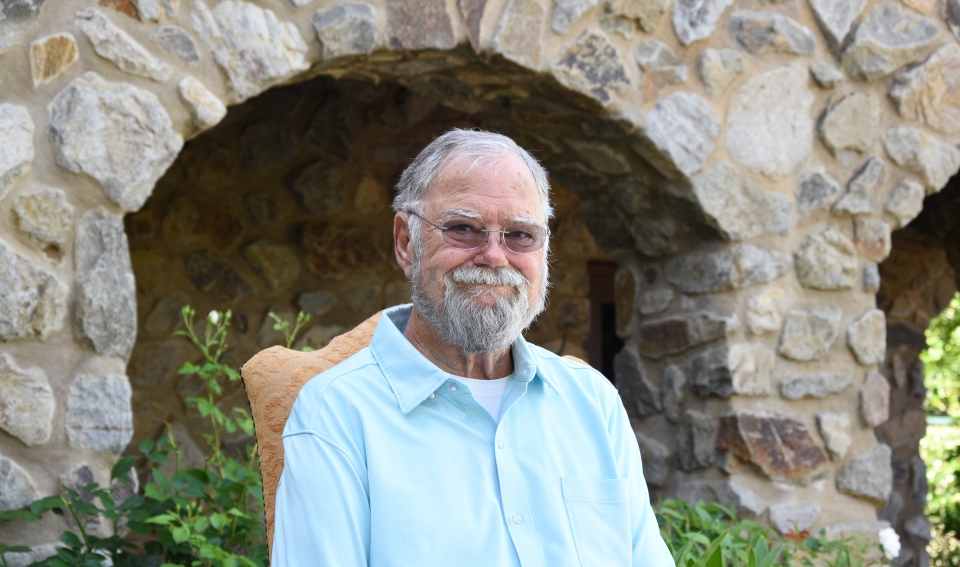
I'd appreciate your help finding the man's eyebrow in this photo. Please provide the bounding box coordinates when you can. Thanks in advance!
[446,208,483,220]
[507,215,541,225]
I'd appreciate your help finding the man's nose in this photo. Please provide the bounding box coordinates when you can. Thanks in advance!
[474,231,510,267]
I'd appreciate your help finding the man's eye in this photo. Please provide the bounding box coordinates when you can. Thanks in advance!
[446,223,478,234]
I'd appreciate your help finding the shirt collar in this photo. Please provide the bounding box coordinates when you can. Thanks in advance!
[370,304,552,414]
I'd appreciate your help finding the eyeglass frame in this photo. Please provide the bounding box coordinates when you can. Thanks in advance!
[404,210,550,254]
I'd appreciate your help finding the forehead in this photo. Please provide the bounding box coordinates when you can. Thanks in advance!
[422,155,542,220]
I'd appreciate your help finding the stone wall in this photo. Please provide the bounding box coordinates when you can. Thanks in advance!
[0,0,959,555]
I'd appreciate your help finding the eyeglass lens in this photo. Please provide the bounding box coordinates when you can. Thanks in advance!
[441,219,544,253]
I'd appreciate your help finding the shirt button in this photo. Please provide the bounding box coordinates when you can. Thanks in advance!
[512,514,523,525]
[428,393,435,400]
[497,440,505,449]
[449,384,458,393]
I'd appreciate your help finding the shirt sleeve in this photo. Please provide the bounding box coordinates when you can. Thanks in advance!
[272,431,370,566]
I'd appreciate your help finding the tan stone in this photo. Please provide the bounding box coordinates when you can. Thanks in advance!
[818,91,881,155]
[354,176,386,212]
[847,309,886,365]
[178,75,226,131]
[860,371,890,427]
[889,43,960,135]
[493,0,546,69]
[853,218,891,262]
[12,188,73,255]
[30,33,78,86]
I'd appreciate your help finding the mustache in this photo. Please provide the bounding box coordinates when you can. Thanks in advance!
[448,266,529,289]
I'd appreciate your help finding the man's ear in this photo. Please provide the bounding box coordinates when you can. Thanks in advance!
[394,213,414,279]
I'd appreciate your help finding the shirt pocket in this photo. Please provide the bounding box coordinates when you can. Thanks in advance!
[561,477,632,567]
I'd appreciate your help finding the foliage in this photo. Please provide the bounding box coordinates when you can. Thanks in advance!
[922,294,960,419]
[267,311,311,350]
[922,426,960,567]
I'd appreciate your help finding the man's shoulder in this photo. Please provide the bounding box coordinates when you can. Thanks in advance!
[286,347,386,431]
[525,343,618,396]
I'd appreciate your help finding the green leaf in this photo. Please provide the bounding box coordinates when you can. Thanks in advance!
[30,495,65,515]
[139,438,156,454]
[144,484,165,501]
[145,513,177,525]
[110,455,137,480]
[694,532,728,567]
[171,525,190,544]
[58,531,83,548]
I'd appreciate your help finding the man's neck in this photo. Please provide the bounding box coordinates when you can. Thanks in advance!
[402,306,514,380]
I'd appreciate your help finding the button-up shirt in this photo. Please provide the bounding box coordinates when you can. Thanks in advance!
[272,305,673,567]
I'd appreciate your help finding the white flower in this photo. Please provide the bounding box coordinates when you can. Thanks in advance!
[208,310,220,325]
[878,526,900,560]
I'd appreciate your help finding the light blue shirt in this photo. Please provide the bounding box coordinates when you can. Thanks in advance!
[273,305,673,567]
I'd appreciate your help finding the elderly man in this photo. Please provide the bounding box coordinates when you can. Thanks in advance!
[272,129,672,566]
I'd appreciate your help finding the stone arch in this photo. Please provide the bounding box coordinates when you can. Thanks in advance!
[1,0,959,553]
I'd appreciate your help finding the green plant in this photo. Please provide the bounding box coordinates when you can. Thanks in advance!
[922,425,960,566]
[267,311,311,350]
[923,293,960,419]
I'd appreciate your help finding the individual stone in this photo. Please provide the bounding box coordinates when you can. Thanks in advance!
[672,0,734,45]
[606,0,670,33]
[183,250,252,303]
[675,410,716,471]
[0,354,54,447]
[613,348,661,415]
[314,2,377,59]
[837,444,893,504]
[638,311,735,359]
[661,364,685,423]
[30,33,78,86]
[567,140,631,175]
[666,245,789,293]
[0,104,33,200]
[0,0,47,53]
[947,0,960,41]
[239,121,296,173]
[879,491,903,524]
[746,287,783,335]
[74,209,136,361]
[884,179,925,228]
[698,48,742,97]
[631,218,679,257]
[66,373,133,453]
[631,92,719,179]
[243,240,301,290]
[302,223,385,274]
[0,241,67,340]
[725,62,814,179]
[810,60,843,88]
[387,0,455,49]
[12,188,73,253]
[48,72,183,212]
[905,514,932,541]
[636,40,688,97]
[840,2,940,82]
[778,305,843,361]
[636,432,670,487]
[881,125,960,193]
[191,0,309,102]
[0,455,41,513]
[639,288,673,315]
[298,290,338,316]
[890,44,960,136]
[860,370,891,427]
[493,0,546,68]
[552,0,597,33]
[793,226,858,290]
[769,504,821,534]
[911,454,928,502]
[292,161,343,213]
[809,0,867,50]
[818,92,880,156]
[552,29,630,103]
[2,543,60,567]
[796,168,842,214]
[717,412,830,484]
[847,309,886,365]
[76,9,172,82]
[817,411,852,460]
[780,373,852,399]
[863,263,880,293]
[245,190,291,226]
[730,11,816,56]
[292,324,346,351]
[832,157,886,216]
[689,343,774,397]
[178,76,226,131]
[304,95,350,159]
[853,218,891,262]
[143,291,190,333]
[59,462,99,530]
[152,25,199,64]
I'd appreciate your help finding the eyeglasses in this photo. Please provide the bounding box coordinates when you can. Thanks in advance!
[406,210,548,254]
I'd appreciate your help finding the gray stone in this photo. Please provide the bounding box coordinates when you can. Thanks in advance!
[0,104,33,200]
[809,0,867,50]
[243,239,300,290]
[179,76,226,131]
[816,411,852,460]
[819,92,880,155]
[860,370,890,427]
[847,309,886,365]
[730,11,816,56]
[59,462,100,530]
[48,72,183,212]
[665,245,790,293]
[698,48,742,97]
[863,263,880,293]
[635,39,687,81]
[884,179,925,228]
[614,347,661,415]
[606,0,670,33]
[292,160,343,213]
[0,353,54,447]
[66,373,133,453]
[144,290,190,332]
[769,503,821,534]
[675,410,716,470]
[746,287,784,335]
[2,544,61,567]
[793,226,858,290]
[690,343,774,398]
[239,121,296,173]
[128,340,187,387]
[0,241,67,340]
[553,30,630,103]
[672,0,734,45]
[344,279,383,313]
[1,0,47,53]
[191,0,309,102]
[567,140,631,175]
[631,92,719,179]
[152,25,199,64]
[853,218,891,262]
[780,373,852,399]
[837,444,893,504]
[947,0,960,41]
[904,514,932,541]
[778,305,843,361]
[639,288,673,315]
[293,324,346,351]
[810,60,843,88]
[552,0,597,33]
[638,311,736,359]
[725,62,814,179]
[314,2,377,59]
[841,2,940,82]
[882,125,960,193]
[832,157,886,216]
[636,432,671,487]
[298,290,338,316]
[75,209,137,361]
[631,218,679,257]
[911,454,928,503]
[878,491,903,524]
[0,454,41,512]
[661,364,685,423]
[387,0,455,50]
[12,188,72,253]
[796,167,842,214]
[890,43,960,136]
[494,0,546,69]
[76,9,172,82]
[245,190,291,226]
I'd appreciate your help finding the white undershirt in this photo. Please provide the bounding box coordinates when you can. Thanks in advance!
[456,376,511,423]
